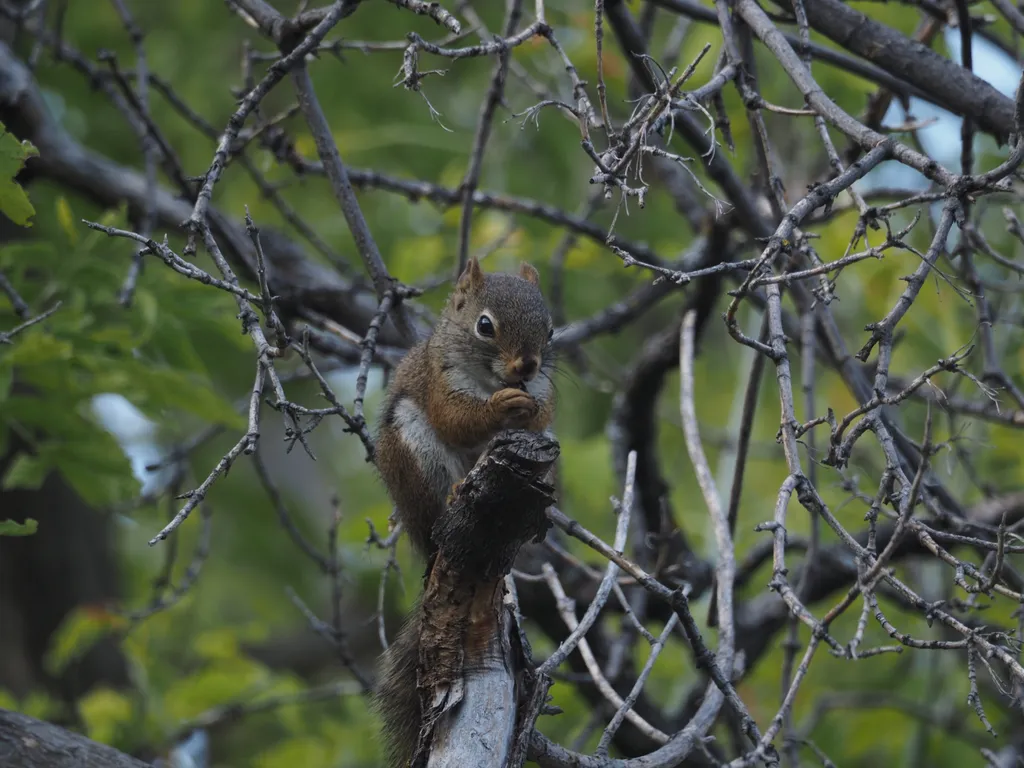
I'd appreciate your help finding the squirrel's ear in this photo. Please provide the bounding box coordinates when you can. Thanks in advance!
[519,262,540,286]
[456,257,484,293]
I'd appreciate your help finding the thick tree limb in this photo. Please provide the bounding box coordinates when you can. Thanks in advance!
[0,709,149,768]
[651,0,1018,142]
[649,0,933,105]
[418,430,558,767]
[782,0,1018,142]
[375,430,559,768]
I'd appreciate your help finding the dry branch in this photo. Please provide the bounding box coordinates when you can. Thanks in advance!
[1,0,1023,765]
[0,41,420,349]
[380,429,559,768]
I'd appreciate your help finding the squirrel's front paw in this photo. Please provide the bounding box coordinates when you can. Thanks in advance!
[490,387,538,427]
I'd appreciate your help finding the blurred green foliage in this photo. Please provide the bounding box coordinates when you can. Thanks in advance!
[0,126,37,227]
[0,2,1021,767]
[0,516,36,535]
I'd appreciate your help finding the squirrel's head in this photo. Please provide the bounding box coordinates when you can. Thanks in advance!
[440,257,553,390]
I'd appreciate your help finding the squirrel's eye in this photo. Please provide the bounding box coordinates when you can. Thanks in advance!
[476,314,495,338]
[548,327,554,341]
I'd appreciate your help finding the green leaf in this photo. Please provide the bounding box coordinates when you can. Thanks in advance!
[0,518,38,536]
[0,362,12,402]
[193,628,243,661]
[124,362,247,429]
[1,331,74,366]
[1,453,47,491]
[54,450,140,507]
[55,196,78,244]
[0,240,53,272]
[133,288,159,343]
[251,736,331,768]
[79,688,134,746]
[164,657,271,720]
[44,605,127,676]
[0,689,60,721]
[0,124,38,227]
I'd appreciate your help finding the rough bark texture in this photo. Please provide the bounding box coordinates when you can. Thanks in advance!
[0,709,149,768]
[788,0,1017,142]
[375,429,558,768]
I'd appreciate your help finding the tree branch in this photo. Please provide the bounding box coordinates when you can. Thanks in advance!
[0,709,149,768]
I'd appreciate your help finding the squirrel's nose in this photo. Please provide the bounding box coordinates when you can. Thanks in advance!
[510,355,539,381]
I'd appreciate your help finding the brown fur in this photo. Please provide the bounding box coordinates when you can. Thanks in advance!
[375,257,556,560]
[373,605,422,768]
[373,258,556,766]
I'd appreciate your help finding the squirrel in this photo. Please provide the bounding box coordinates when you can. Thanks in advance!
[372,256,556,767]
[374,256,556,563]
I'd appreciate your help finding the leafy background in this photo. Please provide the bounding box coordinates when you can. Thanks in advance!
[0,2,1021,767]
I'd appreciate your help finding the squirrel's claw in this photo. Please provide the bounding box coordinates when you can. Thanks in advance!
[446,480,463,505]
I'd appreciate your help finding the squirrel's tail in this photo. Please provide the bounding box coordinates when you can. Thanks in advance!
[373,603,422,768]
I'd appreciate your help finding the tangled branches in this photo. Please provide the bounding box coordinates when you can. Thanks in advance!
[0,0,1023,766]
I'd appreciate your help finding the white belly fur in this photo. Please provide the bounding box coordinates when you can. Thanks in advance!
[392,398,478,501]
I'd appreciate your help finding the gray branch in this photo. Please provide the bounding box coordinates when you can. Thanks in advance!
[0,709,150,768]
